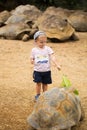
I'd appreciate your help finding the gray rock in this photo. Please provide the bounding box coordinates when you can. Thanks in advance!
[27,87,84,130]
[0,22,37,41]
[68,11,87,32]
[35,14,78,41]
[0,10,10,27]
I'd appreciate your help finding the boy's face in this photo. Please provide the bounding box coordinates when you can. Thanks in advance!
[35,35,47,48]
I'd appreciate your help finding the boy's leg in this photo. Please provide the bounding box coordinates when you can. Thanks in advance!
[36,83,41,94]
[42,84,48,92]
[35,83,41,101]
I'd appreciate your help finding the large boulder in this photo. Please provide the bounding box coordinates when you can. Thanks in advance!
[0,22,37,41]
[0,10,10,27]
[27,87,84,130]
[44,7,73,19]
[68,11,87,32]
[35,13,78,41]
[10,4,42,21]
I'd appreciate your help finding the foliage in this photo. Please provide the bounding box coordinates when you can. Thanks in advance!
[0,0,87,11]
[31,0,87,10]
[61,75,79,95]
[61,75,71,88]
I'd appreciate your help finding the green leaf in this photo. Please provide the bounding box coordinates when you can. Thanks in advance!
[61,75,71,88]
[73,89,79,95]
[60,75,79,95]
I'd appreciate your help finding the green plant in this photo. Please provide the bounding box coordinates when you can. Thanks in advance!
[61,75,79,95]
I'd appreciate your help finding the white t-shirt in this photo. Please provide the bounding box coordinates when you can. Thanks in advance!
[30,46,54,72]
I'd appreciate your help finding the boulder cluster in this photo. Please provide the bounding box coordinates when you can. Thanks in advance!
[0,5,87,41]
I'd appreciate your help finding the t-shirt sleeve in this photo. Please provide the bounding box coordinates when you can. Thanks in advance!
[47,46,54,55]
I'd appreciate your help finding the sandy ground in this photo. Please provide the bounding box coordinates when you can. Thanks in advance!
[0,32,87,130]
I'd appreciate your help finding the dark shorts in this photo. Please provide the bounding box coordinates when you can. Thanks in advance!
[33,71,52,84]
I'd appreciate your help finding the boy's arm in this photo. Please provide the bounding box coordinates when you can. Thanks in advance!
[30,57,34,64]
[51,53,61,70]
[30,49,35,64]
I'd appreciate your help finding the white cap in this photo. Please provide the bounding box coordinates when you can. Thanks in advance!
[34,31,46,40]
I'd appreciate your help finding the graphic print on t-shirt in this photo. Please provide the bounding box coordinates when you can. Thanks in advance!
[35,54,49,64]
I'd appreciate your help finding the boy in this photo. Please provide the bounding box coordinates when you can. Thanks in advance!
[30,31,61,101]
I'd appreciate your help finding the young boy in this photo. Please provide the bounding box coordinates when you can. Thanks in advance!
[30,31,61,101]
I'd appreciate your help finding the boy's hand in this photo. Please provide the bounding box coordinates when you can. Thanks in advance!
[57,65,61,71]
[30,58,34,64]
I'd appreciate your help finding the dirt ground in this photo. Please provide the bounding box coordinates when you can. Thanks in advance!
[0,32,87,130]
